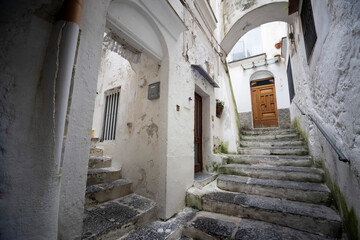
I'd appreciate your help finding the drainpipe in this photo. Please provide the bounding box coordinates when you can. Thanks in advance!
[54,0,83,176]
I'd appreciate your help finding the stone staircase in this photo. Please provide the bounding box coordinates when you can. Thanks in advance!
[184,128,343,239]
[82,138,156,239]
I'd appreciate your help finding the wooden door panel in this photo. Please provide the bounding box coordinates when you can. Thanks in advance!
[194,93,202,172]
[251,81,278,128]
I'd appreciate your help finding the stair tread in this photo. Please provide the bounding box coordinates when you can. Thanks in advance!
[202,191,341,222]
[89,156,111,160]
[242,133,298,137]
[121,208,197,240]
[184,211,333,240]
[218,175,329,192]
[225,154,311,159]
[82,194,155,239]
[87,167,120,174]
[223,164,323,174]
[86,179,131,194]
[238,146,307,149]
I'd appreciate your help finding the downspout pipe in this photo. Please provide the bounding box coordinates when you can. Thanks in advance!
[54,0,83,176]
[54,0,84,238]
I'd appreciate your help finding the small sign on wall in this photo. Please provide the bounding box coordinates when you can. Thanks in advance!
[148,82,160,100]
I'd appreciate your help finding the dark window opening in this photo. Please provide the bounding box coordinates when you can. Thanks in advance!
[300,0,317,62]
[287,59,295,102]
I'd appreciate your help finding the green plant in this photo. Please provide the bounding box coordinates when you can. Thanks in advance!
[219,141,229,154]
[216,99,224,107]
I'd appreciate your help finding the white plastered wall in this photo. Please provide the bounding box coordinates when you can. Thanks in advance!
[288,0,360,236]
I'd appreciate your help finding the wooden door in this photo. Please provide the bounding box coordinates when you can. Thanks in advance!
[251,78,278,128]
[194,93,202,172]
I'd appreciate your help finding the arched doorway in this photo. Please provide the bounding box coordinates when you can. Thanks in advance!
[250,70,278,128]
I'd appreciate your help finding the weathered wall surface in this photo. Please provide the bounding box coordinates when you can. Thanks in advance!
[228,59,291,129]
[289,0,360,237]
[92,48,168,218]
[0,1,61,238]
[164,1,240,218]
[0,0,112,238]
[92,0,240,219]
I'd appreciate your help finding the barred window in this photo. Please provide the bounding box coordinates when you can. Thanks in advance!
[102,88,120,141]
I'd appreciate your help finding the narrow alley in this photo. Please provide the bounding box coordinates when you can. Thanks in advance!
[1,0,359,239]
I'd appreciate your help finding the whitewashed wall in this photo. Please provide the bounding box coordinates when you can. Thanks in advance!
[289,0,360,237]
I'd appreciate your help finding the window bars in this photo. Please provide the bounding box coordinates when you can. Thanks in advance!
[102,89,120,141]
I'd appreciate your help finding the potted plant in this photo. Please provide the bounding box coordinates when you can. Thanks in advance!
[275,41,282,49]
[216,100,224,118]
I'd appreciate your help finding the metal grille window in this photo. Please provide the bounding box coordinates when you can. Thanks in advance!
[102,89,120,141]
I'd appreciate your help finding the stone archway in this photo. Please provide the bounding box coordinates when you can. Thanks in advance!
[221,0,293,54]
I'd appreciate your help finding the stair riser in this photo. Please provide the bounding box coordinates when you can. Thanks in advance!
[237,148,308,156]
[85,184,132,208]
[183,227,219,240]
[202,199,342,238]
[88,159,112,169]
[87,171,122,186]
[90,148,103,157]
[242,129,296,135]
[90,138,99,148]
[226,156,313,167]
[219,168,323,183]
[241,134,298,141]
[217,180,330,204]
[239,140,304,147]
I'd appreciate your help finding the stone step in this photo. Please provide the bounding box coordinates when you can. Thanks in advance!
[183,211,334,240]
[242,128,297,136]
[87,167,122,186]
[90,147,104,157]
[217,175,331,204]
[241,133,298,141]
[85,179,132,208]
[219,164,324,182]
[239,139,304,147]
[82,194,156,240]
[223,154,313,167]
[200,192,342,237]
[88,156,112,169]
[91,138,99,148]
[194,172,218,189]
[237,146,308,156]
[120,208,196,240]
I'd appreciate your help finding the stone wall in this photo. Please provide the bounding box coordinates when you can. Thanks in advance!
[278,108,290,129]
